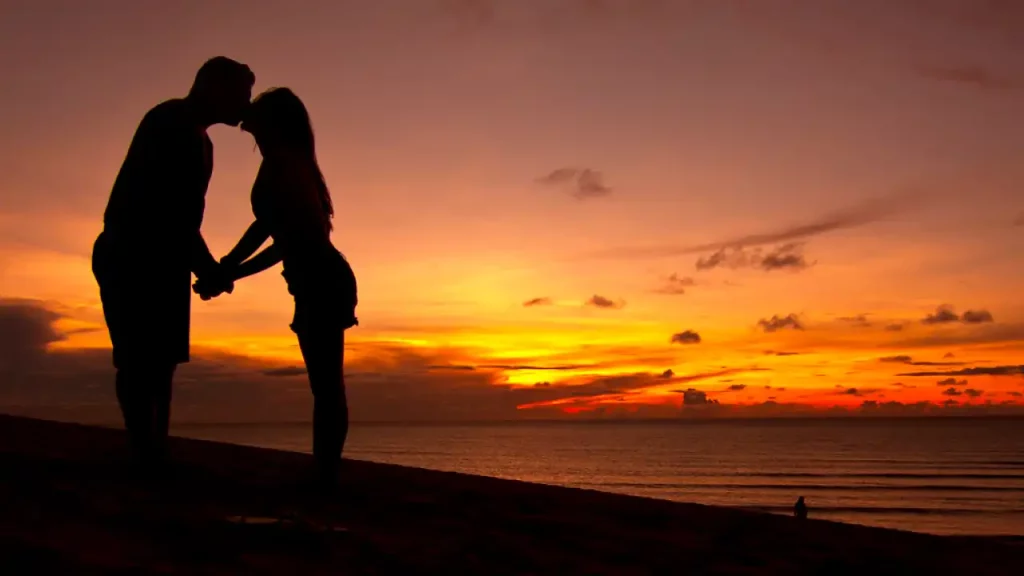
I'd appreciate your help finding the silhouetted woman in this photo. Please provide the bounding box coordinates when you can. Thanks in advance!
[200,87,358,484]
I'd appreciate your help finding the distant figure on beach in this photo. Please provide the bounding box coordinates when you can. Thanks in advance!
[794,496,808,520]
[193,87,358,485]
[92,57,255,469]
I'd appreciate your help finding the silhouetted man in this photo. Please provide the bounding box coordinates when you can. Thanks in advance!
[92,57,255,469]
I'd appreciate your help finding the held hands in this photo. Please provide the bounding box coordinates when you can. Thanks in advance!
[193,261,237,301]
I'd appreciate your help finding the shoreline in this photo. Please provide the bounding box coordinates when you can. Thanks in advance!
[2,414,1023,574]
[11,413,1024,429]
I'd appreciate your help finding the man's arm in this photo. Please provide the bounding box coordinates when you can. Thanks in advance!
[190,229,220,280]
[188,131,219,280]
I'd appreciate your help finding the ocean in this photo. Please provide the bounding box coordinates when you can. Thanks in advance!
[173,418,1024,536]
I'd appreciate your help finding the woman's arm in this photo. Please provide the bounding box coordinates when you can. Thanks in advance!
[221,220,271,268]
[231,243,284,281]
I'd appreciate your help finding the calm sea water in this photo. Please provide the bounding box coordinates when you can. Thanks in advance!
[172,418,1024,536]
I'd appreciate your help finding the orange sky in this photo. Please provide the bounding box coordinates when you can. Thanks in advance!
[1,0,1023,422]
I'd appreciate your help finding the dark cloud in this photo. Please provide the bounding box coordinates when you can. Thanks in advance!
[428,363,594,372]
[937,378,968,387]
[583,193,920,259]
[877,355,965,367]
[523,297,553,307]
[521,368,755,412]
[757,314,804,333]
[725,384,747,392]
[764,350,800,356]
[922,305,961,325]
[0,299,673,423]
[879,355,913,364]
[916,65,1018,90]
[262,366,307,377]
[695,243,812,272]
[841,387,881,397]
[964,389,984,399]
[728,398,1023,417]
[0,298,66,370]
[1010,391,1024,398]
[8,299,1019,424]
[694,250,729,271]
[575,169,612,198]
[885,323,905,332]
[476,364,589,371]
[536,373,663,399]
[838,315,872,328]
[0,300,324,423]
[857,399,1024,416]
[942,387,963,397]
[670,330,701,345]
[943,352,956,359]
[962,309,995,324]
[536,167,612,199]
[679,388,718,406]
[759,243,812,271]
[900,366,1024,377]
[920,305,994,325]
[890,323,1024,348]
[585,295,625,309]
[425,364,477,371]
[654,273,694,295]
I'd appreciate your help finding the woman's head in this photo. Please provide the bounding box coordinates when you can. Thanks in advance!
[242,87,334,226]
[241,87,315,154]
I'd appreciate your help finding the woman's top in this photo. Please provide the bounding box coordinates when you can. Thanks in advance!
[251,155,357,309]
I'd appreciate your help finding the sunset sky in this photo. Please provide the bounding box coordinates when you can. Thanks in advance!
[1,0,1023,422]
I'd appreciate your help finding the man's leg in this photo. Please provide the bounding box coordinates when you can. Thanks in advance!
[150,364,177,463]
[95,240,155,465]
[116,366,157,461]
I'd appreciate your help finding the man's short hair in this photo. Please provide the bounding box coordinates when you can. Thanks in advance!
[191,56,255,94]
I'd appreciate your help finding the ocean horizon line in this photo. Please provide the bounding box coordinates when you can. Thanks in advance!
[163,414,1024,429]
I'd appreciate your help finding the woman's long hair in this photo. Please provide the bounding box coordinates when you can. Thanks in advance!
[247,87,334,230]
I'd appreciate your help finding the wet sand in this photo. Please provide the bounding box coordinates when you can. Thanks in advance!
[1,414,1021,575]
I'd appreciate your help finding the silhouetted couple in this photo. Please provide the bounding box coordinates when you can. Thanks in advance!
[92,57,358,484]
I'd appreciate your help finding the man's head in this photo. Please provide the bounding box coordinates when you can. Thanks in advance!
[188,56,255,127]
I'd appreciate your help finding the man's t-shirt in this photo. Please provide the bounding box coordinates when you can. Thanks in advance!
[93,98,216,367]
[102,98,215,274]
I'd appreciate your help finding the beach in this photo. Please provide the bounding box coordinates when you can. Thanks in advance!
[176,417,1024,535]
[2,414,1022,575]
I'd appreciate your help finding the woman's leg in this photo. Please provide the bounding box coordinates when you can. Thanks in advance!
[297,315,348,480]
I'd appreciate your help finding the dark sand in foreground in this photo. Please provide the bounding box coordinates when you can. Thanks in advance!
[1,415,1021,575]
